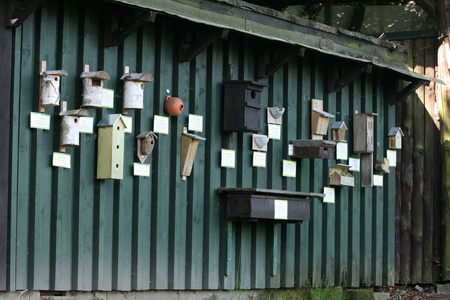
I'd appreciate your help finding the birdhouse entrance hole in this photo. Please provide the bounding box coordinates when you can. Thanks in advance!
[92,79,101,86]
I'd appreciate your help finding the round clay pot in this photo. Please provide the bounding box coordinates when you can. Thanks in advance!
[164,95,184,116]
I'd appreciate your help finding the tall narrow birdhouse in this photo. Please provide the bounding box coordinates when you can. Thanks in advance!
[223,80,268,133]
[267,107,285,125]
[388,127,404,149]
[120,66,154,114]
[353,112,378,153]
[39,61,68,111]
[97,114,127,180]
[181,127,206,180]
[311,99,334,140]
[329,164,354,187]
[331,121,348,142]
[136,131,158,163]
[59,101,89,152]
[80,64,110,109]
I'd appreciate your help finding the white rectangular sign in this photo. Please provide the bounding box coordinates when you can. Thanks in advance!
[274,200,288,219]
[153,115,169,135]
[102,89,114,108]
[52,152,71,169]
[133,163,150,177]
[188,114,203,132]
[30,112,51,130]
[221,149,236,168]
[79,117,94,133]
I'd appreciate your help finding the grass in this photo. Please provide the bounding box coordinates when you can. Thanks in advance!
[249,282,348,300]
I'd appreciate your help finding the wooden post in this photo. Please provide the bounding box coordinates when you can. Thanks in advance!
[122,66,129,115]
[39,60,46,112]
[59,101,67,153]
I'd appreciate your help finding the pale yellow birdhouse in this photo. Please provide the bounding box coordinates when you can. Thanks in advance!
[311,99,334,140]
[97,114,127,180]
[80,64,110,109]
[388,127,404,149]
[181,127,206,181]
[329,164,354,187]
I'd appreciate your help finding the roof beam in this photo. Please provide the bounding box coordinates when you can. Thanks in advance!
[328,63,372,93]
[387,79,429,105]
[258,46,305,78]
[5,0,45,28]
[178,28,229,62]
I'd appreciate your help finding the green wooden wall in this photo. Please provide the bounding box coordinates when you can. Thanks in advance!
[6,0,396,291]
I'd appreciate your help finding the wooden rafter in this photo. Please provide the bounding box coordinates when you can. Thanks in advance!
[386,79,429,105]
[258,46,305,78]
[327,63,372,93]
[178,29,229,62]
[5,0,45,28]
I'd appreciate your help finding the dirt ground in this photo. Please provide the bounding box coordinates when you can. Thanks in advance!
[377,285,450,299]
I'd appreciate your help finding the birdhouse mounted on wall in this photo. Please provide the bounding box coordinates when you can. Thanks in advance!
[59,101,89,152]
[353,112,378,153]
[252,134,270,151]
[223,80,268,133]
[311,99,334,140]
[375,157,390,174]
[329,164,355,187]
[39,61,68,112]
[267,107,285,125]
[290,139,336,159]
[121,66,154,114]
[80,64,110,109]
[388,127,404,149]
[181,127,206,181]
[97,114,127,180]
[331,121,348,142]
[136,131,158,163]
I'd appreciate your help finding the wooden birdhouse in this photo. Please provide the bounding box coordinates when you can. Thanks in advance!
[223,80,268,133]
[39,61,68,111]
[329,164,355,187]
[290,139,336,159]
[331,121,348,142]
[388,127,404,149]
[311,99,334,140]
[267,107,285,125]
[353,112,378,153]
[136,131,158,163]
[120,66,154,114]
[59,101,89,152]
[97,114,127,180]
[375,157,390,174]
[181,127,206,180]
[80,64,110,109]
[252,134,270,152]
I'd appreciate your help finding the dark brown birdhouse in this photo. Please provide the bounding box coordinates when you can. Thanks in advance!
[353,112,378,153]
[136,131,158,163]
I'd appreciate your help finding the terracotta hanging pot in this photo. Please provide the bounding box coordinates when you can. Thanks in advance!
[164,95,184,116]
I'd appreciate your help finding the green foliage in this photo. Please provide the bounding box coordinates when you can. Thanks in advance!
[92,297,104,300]
[308,283,348,300]
[254,287,309,300]
[346,289,374,300]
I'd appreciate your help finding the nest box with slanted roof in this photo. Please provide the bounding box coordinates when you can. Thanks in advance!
[80,64,110,109]
[331,121,348,142]
[120,66,154,114]
[388,127,404,149]
[39,61,68,111]
[311,99,334,140]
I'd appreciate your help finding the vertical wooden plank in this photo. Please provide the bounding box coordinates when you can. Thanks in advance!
[394,98,402,284]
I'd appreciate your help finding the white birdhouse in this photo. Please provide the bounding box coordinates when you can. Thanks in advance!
[80,64,110,109]
[120,66,154,114]
[39,61,68,111]
[59,101,89,152]
[329,164,354,187]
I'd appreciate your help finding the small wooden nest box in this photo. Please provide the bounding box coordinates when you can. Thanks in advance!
[388,127,404,149]
[353,112,378,153]
[290,139,336,159]
[267,107,285,125]
[40,69,68,107]
[59,106,89,151]
[136,131,158,163]
[252,134,270,152]
[80,65,110,109]
[181,128,206,181]
[331,121,348,142]
[311,99,334,140]
[329,164,355,187]
[375,157,390,174]
[223,80,268,133]
[97,114,127,180]
[120,68,154,114]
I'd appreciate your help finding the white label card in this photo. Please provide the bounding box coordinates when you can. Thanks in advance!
[188,114,203,132]
[30,112,51,130]
[221,149,236,168]
[252,152,266,168]
[274,200,288,219]
[52,152,71,169]
[153,115,169,135]
[387,150,397,167]
[374,175,383,186]
[79,117,94,133]
[133,163,150,177]
[348,158,360,172]
[336,142,348,160]
[288,144,294,156]
[268,124,281,140]
[323,187,335,204]
[123,116,133,133]
[282,160,296,177]
[102,89,115,108]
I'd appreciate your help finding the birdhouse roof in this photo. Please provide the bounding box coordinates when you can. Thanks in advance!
[330,164,351,173]
[80,70,110,80]
[313,109,335,118]
[331,121,347,130]
[388,127,404,136]
[120,73,154,82]
[40,70,68,77]
[182,132,206,141]
[97,114,127,128]
[136,131,158,139]
[290,139,336,148]
[60,108,89,117]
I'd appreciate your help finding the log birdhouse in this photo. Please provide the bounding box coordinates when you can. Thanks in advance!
[329,164,355,187]
[388,127,404,149]
[120,66,154,114]
[59,101,89,152]
[181,127,206,181]
[97,114,127,180]
[311,99,334,140]
[39,61,68,111]
[331,121,348,142]
[223,80,268,133]
[353,112,378,153]
[136,131,158,163]
[267,107,285,125]
[80,64,110,109]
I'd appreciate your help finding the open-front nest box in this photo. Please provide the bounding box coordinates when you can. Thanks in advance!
[80,65,110,109]
[329,164,355,187]
[388,127,404,149]
[40,67,68,108]
[136,131,158,163]
[181,127,206,180]
[267,107,285,125]
[311,99,334,140]
[331,121,348,142]
[353,112,378,153]
[97,114,127,180]
[120,67,154,114]
[223,80,268,133]
[59,105,89,151]
[290,139,336,159]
